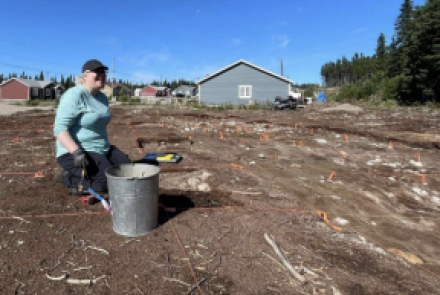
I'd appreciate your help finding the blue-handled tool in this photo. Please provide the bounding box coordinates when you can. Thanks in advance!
[87,187,111,212]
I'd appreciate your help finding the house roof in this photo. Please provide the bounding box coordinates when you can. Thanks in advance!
[0,78,54,88]
[196,59,295,85]
[175,85,196,91]
[150,86,167,91]
[106,83,132,92]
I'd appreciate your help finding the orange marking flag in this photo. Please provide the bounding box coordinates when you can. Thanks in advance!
[317,210,342,232]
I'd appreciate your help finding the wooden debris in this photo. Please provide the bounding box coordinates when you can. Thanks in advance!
[67,275,107,285]
[263,234,306,283]
[85,245,109,255]
[187,278,206,294]
[163,277,191,287]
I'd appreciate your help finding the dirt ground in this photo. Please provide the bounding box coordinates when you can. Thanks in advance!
[1,103,440,294]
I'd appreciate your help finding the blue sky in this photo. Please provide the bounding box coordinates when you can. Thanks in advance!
[0,0,426,85]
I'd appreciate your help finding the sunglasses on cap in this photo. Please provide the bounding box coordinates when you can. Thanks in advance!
[91,68,108,75]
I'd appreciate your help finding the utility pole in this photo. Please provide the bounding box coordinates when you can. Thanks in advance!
[112,58,115,99]
[280,60,284,76]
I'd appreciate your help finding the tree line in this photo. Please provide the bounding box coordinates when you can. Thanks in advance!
[321,0,440,104]
[0,72,196,91]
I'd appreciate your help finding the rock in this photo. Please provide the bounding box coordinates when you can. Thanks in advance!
[388,248,424,265]
[329,195,341,200]
[333,158,345,166]
[412,187,428,196]
[409,160,423,168]
[258,154,265,159]
[184,128,190,132]
[431,196,440,206]
[188,177,201,188]
[200,171,212,181]
[249,161,256,165]
[315,139,327,144]
[197,183,211,192]
[334,217,349,225]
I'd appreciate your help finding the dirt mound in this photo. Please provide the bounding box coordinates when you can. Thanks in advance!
[320,103,364,113]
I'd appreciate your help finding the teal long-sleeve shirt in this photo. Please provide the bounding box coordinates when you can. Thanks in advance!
[53,85,111,158]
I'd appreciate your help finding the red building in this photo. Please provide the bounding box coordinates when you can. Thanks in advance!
[140,86,169,97]
[0,78,58,100]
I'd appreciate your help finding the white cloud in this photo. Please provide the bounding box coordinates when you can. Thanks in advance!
[277,20,288,26]
[352,28,365,34]
[273,35,290,48]
[232,38,243,45]
[132,72,160,83]
[99,35,120,47]
[120,50,171,67]
[138,52,170,66]
[187,65,221,81]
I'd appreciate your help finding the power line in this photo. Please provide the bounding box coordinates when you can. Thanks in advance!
[0,61,72,77]
[0,51,74,69]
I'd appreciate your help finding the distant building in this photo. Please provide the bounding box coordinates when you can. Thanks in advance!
[196,59,295,105]
[0,78,60,100]
[134,88,143,97]
[100,84,113,98]
[173,85,196,97]
[141,86,169,97]
[106,83,133,97]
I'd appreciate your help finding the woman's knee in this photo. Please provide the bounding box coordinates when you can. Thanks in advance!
[108,145,131,164]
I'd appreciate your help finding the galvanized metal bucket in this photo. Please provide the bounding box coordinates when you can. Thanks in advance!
[105,164,160,237]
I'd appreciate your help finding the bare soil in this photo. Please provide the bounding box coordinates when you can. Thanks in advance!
[1,104,440,294]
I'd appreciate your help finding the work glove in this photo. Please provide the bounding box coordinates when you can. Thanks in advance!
[71,148,89,168]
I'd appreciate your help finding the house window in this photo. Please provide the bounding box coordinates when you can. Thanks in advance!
[238,85,252,98]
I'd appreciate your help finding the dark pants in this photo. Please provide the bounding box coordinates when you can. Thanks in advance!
[57,145,131,193]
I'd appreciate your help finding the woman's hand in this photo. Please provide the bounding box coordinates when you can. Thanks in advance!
[71,148,89,168]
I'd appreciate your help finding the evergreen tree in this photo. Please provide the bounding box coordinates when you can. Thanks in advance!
[375,33,387,72]
[400,0,440,103]
[387,36,401,78]
[395,0,414,46]
[39,71,44,81]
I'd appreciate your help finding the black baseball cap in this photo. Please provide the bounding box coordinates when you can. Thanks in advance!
[82,59,109,73]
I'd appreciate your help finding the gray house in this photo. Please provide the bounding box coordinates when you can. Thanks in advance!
[196,59,295,105]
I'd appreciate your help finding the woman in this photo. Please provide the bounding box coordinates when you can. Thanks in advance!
[53,59,131,194]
